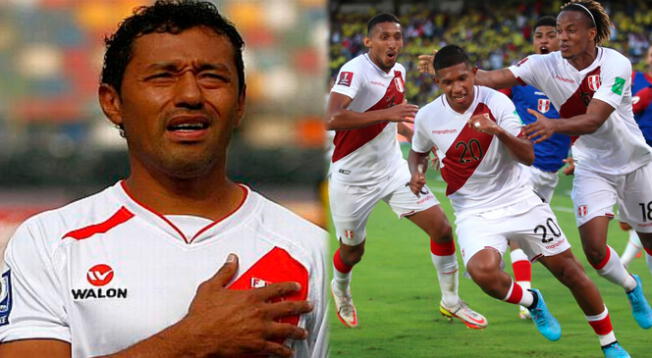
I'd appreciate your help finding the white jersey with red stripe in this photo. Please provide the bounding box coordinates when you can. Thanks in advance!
[330,54,406,185]
[509,47,652,175]
[0,182,327,358]
[412,86,535,214]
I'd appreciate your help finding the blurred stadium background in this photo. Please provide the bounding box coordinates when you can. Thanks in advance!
[0,0,329,255]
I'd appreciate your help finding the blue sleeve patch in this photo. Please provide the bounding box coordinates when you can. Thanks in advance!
[0,270,12,326]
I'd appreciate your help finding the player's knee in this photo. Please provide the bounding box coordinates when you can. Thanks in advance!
[555,262,586,288]
[466,260,499,290]
[582,245,606,267]
[429,221,453,243]
[340,245,364,266]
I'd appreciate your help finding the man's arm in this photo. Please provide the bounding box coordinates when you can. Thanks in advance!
[524,98,614,143]
[397,122,414,142]
[0,255,312,358]
[407,149,430,196]
[475,69,521,90]
[469,113,534,165]
[325,92,417,130]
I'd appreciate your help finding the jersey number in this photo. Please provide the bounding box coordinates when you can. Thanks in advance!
[639,201,652,222]
[534,218,562,243]
[455,139,483,163]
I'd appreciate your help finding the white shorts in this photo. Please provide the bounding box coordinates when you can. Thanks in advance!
[572,162,652,232]
[329,163,439,245]
[524,165,559,203]
[456,193,571,267]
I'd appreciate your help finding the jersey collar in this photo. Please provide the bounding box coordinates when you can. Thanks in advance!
[112,181,252,245]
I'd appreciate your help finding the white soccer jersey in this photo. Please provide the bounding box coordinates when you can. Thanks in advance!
[330,54,407,185]
[509,47,652,175]
[0,182,327,358]
[412,86,534,214]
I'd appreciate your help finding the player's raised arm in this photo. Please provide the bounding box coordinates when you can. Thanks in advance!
[475,68,521,90]
[325,92,417,130]
[469,112,534,165]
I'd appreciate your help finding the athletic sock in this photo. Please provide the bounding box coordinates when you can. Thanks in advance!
[591,245,637,291]
[510,249,532,291]
[645,247,652,275]
[620,230,642,267]
[586,306,616,347]
[502,280,534,307]
[430,239,459,307]
[332,249,352,294]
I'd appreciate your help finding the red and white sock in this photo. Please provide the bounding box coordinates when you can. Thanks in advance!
[430,239,459,306]
[510,249,532,291]
[645,247,652,275]
[591,245,637,291]
[502,280,534,307]
[586,306,616,347]
[620,230,642,267]
[332,249,352,294]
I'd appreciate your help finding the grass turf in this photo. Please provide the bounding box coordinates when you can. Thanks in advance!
[328,155,651,357]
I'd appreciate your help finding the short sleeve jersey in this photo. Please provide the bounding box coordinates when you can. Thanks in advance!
[509,48,652,175]
[0,182,328,358]
[507,85,571,172]
[412,86,533,214]
[330,54,407,185]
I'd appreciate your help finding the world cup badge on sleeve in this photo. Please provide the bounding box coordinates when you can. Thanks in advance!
[537,99,550,114]
[0,271,12,326]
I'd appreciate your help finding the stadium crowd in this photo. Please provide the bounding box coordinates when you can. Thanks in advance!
[329,0,652,105]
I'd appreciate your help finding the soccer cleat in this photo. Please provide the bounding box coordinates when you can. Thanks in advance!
[518,305,531,320]
[439,300,488,329]
[625,274,652,329]
[331,280,358,328]
[601,341,631,358]
[527,288,561,341]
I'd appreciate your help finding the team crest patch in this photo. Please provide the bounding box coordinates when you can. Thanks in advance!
[394,77,404,93]
[612,77,625,95]
[338,72,354,87]
[344,230,355,240]
[251,277,271,289]
[587,74,601,91]
[577,205,588,217]
[537,99,551,113]
[0,271,12,326]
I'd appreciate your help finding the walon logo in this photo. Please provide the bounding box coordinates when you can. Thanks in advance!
[71,264,127,300]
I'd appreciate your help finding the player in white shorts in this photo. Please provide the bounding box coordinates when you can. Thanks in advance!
[474,0,652,334]
[0,2,327,357]
[410,45,630,358]
[327,13,486,329]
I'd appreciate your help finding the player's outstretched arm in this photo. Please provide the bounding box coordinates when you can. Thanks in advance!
[475,68,520,90]
[407,149,429,196]
[0,339,71,357]
[469,113,534,165]
[326,92,417,130]
[524,99,614,143]
[102,254,312,358]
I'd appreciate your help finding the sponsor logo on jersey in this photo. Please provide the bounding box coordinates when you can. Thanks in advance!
[87,264,114,286]
[537,99,551,113]
[516,57,528,67]
[612,77,625,95]
[72,264,127,300]
[338,71,353,87]
[0,271,12,326]
[554,75,574,84]
[394,77,404,93]
[587,75,601,91]
[432,129,457,135]
[577,205,588,217]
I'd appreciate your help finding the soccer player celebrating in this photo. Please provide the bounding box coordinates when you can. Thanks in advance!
[0,1,327,357]
[327,13,486,329]
[410,44,630,358]
[472,0,652,332]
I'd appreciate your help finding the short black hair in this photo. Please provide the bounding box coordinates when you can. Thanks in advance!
[101,0,245,95]
[433,45,471,72]
[534,16,557,30]
[367,13,400,35]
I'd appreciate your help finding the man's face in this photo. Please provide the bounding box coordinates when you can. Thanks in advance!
[533,25,559,54]
[100,26,245,179]
[364,22,403,72]
[556,10,596,60]
[435,62,476,112]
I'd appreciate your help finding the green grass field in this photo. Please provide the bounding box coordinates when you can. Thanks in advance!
[328,152,651,357]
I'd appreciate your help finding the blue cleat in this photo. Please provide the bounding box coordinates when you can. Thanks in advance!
[527,288,562,341]
[626,274,652,329]
[601,341,631,358]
